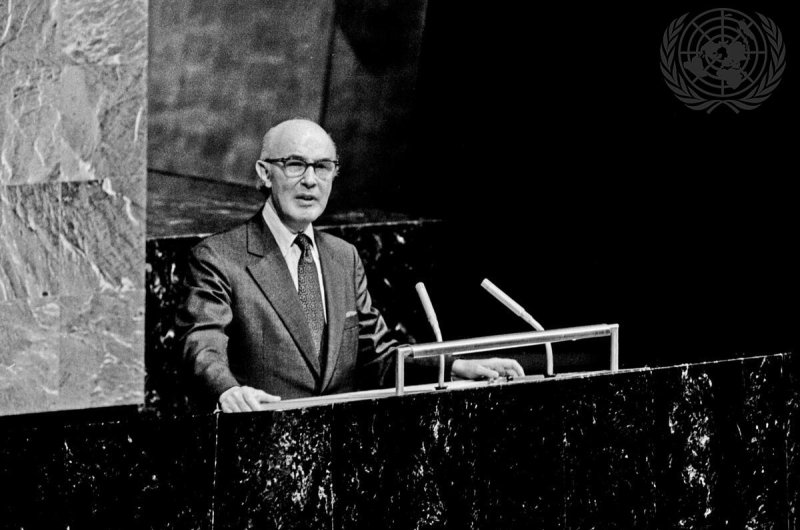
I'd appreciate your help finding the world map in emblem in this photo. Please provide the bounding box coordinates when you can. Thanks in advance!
[661,8,786,113]
[679,8,766,97]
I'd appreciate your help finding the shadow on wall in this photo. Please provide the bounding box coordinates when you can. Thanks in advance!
[334,0,427,75]
[322,0,430,213]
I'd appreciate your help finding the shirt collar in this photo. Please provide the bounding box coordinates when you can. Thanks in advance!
[261,199,316,257]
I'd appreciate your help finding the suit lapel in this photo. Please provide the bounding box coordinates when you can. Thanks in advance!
[245,216,321,378]
[317,232,347,391]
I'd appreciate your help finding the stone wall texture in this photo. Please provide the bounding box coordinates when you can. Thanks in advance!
[321,0,429,211]
[0,0,147,415]
[147,0,429,212]
[147,0,335,188]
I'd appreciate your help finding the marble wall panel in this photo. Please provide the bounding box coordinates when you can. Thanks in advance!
[786,352,800,530]
[214,406,335,530]
[0,1,62,184]
[562,370,658,530]
[60,289,145,409]
[738,355,788,529]
[58,177,145,410]
[702,359,752,529]
[0,415,69,528]
[145,237,197,414]
[0,407,216,530]
[0,0,147,415]
[0,183,61,301]
[650,358,790,530]
[653,363,728,529]
[60,177,145,294]
[0,297,61,415]
[478,382,566,529]
[433,389,490,530]
[1,179,145,414]
[58,63,147,183]
[0,0,146,185]
[331,391,486,530]
[59,411,215,530]
[58,0,147,66]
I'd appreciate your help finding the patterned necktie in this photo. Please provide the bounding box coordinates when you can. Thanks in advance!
[294,233,325,357]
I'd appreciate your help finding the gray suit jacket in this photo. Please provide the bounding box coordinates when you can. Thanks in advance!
[177,214,447,403]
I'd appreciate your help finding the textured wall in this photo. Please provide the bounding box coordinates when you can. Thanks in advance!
[322,0,428,211]
[148,0,335,186]
[0,0,147,415]
[147,0,429,214]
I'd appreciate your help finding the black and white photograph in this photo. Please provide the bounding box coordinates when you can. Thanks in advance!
[1,0,798,528]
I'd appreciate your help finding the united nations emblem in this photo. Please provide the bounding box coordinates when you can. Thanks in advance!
[661,8,786,113]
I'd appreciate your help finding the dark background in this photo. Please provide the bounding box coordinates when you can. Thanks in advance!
[402,1,798,368]
[148,1,798,370]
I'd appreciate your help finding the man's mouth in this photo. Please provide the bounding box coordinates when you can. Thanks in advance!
[296,194,316,203]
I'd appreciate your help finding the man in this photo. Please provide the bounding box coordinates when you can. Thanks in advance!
[178,119,524,412]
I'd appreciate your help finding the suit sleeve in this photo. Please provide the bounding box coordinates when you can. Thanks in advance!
[352,247,453,389]
[176,243,241,399]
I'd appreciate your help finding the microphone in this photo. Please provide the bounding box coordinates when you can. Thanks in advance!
[481,279,554,376]
[415,282,446,388]
[415,282,443,342]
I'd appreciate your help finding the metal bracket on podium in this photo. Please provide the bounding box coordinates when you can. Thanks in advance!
[394,323,619,396]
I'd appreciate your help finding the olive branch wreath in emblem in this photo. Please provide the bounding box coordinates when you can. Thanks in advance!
[660,12,786,113]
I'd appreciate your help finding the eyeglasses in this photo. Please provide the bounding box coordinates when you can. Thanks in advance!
[260,157,339,181]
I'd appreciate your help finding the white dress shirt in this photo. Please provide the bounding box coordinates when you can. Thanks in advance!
[261,200,327,320]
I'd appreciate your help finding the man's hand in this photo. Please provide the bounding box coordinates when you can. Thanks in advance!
[451,358,525,381]
[218,385,281,413]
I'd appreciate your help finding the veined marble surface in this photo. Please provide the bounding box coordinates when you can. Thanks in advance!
[1,354,795,529]
[0,0,146,185]
[0,0,147,415]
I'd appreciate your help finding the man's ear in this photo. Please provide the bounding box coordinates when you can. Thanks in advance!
[255,161,272,190]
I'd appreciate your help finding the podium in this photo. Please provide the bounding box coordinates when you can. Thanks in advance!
[0,346,797,529]
[212,349,796,530]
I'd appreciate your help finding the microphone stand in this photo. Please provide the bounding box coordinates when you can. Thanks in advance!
[415,282,447,389]
[481,279,555,377]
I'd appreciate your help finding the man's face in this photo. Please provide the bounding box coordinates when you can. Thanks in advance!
[258,122,337,233]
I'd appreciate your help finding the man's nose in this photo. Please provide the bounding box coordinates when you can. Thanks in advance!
[300,166,318,186]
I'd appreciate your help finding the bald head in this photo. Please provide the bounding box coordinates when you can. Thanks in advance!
[254,118,338,232]
[259,119,337,160]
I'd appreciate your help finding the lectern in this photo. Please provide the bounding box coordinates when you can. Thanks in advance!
[1,335,795,529]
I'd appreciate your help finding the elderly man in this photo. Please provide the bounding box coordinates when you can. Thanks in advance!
[178,118,524,412]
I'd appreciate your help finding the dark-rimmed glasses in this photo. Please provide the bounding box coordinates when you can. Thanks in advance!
[260,157,339,181]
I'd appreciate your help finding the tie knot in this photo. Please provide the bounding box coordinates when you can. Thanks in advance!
[294,233,313,258]
[295,233,312,249]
